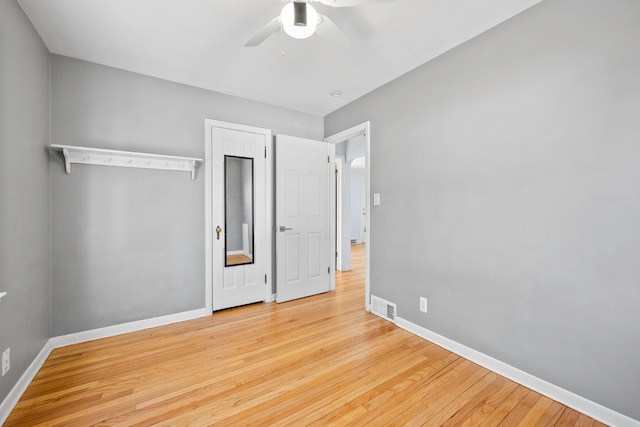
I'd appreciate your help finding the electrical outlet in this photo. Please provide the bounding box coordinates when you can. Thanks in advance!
[2,348,9,376]
[419,297,428,313]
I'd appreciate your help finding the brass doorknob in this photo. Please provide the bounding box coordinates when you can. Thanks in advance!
[215,226,222,240]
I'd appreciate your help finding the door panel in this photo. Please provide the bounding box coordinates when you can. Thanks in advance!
[285,234,301,282]
[213,127,266,310]
[308,232,322,278]
[276,135,331,303]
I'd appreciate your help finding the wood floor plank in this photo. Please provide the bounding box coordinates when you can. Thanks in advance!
[388,362,491,425]
[556,407,583,426]
[476,385,531,426]
[536,399,566,426]
[442,374,518,426]
[5,244,607,426]
[498,389,542,426]
[516,395,558,426]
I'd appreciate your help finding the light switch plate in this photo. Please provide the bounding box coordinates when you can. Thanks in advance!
[373,193,381,206]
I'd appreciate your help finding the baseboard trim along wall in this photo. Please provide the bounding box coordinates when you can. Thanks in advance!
[0,340,54,425]
[0,308,209,425]
[395,317,640,427]
[50,308,208,348]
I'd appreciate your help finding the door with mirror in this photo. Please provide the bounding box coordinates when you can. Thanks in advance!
[212,127,266,311]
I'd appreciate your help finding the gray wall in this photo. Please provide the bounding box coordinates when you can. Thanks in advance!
[346,138,366,244]
[338,151,352,271]
[0,0,51,403]
[50,55,323,336]
[350,165,364,243]
[336,136,367,270]
[326,0,640,421]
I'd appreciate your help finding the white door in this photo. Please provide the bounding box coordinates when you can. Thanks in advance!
[276,135,332,303]
[212,127,266,310]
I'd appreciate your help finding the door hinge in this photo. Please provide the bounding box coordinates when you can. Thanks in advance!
[335,169,338,176]
[328,267,330,274]
[335,251,338,258]
[265,274,267,284]
[327,155,330,163]
[265,147,267,158]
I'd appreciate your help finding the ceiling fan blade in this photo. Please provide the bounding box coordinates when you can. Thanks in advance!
[316,14,347,43]
[244,17,280,47]
[317,0,394,7]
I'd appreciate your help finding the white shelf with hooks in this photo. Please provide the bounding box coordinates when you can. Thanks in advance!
[49,145,203,180]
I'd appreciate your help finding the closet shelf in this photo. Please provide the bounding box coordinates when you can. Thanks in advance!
[49,144,203,180]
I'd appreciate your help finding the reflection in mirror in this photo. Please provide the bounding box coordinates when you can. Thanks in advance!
[225,156,254,266]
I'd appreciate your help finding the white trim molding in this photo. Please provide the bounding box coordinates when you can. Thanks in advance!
[0,308,208,425]
[50,308,208,348]
[395,317,640,427]
[0,340,53,425]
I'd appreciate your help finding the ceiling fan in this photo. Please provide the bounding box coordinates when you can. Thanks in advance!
[244,0,394,47]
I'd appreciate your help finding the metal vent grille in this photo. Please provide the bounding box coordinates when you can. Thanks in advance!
[386,303,396,320]
[371,295,397,323]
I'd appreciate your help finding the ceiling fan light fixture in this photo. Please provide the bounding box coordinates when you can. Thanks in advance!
[281,2,318,39]
[293,1,307,26]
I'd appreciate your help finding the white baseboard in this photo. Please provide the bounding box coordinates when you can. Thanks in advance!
[0,340,53,425]
[50,308,208,348]
[395,317,640,427]
[0,308,208,424]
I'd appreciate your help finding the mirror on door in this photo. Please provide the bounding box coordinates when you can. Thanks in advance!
[225,155,254,266]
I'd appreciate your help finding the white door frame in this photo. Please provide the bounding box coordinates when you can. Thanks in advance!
[204,119,273,313]
[325,122,371,312]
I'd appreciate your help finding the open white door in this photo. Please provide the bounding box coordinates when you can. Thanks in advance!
[276,135,332,303]
[211,126,267,310]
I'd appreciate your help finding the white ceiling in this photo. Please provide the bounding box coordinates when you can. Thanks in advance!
[18,0,543,116]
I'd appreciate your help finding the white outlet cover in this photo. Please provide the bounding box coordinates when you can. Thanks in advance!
[2,348,9,376]
[420,297,428,313]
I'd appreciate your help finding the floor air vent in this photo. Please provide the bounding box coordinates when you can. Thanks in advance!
[371,295,397,323]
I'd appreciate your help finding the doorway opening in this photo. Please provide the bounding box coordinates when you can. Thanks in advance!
[325,122,371,312]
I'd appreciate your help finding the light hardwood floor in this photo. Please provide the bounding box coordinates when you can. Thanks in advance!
[7,244,604,426]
